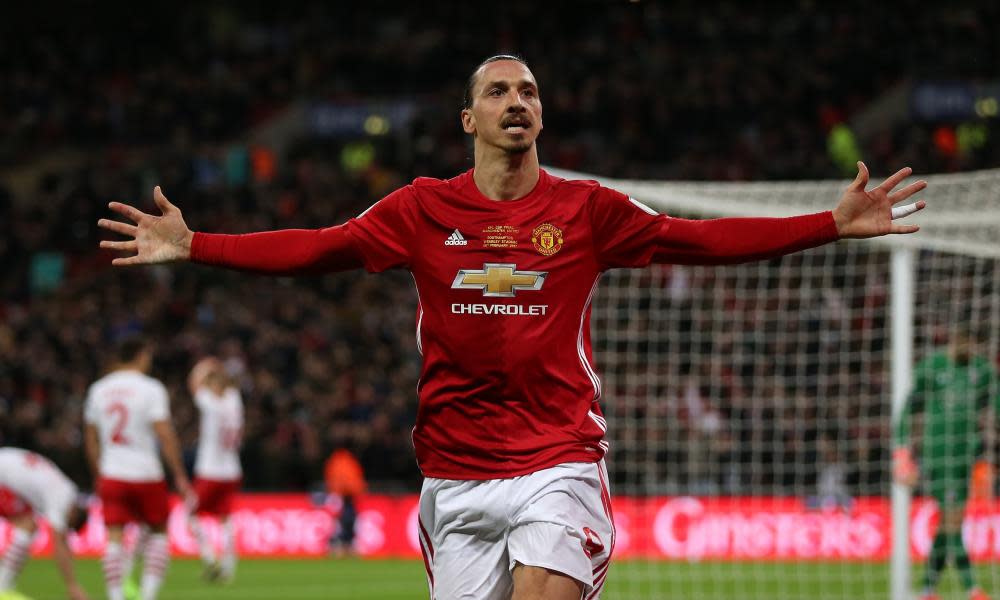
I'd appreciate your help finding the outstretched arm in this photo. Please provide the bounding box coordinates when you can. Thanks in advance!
[652,163,926,265]
[99,187,364,274]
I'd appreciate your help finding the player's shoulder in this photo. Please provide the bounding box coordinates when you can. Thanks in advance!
[918,351,950,370]
[126,370,166,387]
[549,173,627,203]
[549,173,599,191]
[123,371,169,397]
[410,175,454,189]
[406,170,472,201]
[0,446,24,461]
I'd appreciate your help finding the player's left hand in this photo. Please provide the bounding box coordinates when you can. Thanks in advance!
[67,582,91,600]
[832,162,927,239]
[892,447,919,487]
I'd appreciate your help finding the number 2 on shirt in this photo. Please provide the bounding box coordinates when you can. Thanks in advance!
[107,401,130,445]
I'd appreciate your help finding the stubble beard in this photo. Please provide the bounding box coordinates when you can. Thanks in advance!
[502,138,533,155]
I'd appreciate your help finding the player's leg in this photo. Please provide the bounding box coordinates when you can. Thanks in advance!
[137,481,171,600]
[0,508,36,593]
[188,478,218,576]
[98,479,132,600]
[121,524,149,600]
[508,461,615,600]
[103,525,127,600]
[335,494,357,557]
[217,480,240,582]
[418,477,512,600]
[219,515,236,581]
[511,565,583,600]
[938,464,984,598]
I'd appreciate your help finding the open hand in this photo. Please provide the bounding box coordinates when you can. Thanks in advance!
[98,187,193,265]
[832,162,927,239]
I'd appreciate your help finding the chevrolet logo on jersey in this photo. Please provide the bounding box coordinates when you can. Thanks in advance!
[451,264,547,297]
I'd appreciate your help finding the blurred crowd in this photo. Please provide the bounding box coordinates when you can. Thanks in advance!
[1,1,998,492]
[3,2,998,177]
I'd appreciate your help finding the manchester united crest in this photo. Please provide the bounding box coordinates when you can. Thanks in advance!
[531,223,564,256]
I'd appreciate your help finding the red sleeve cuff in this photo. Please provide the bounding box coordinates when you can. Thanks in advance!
[190,232,228,265]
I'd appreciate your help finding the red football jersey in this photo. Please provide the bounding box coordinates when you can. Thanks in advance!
[192,168,838,479]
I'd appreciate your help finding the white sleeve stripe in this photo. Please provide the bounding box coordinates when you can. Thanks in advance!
[628,196,659,216]
[577,275,603,402]
[356,199,383,220]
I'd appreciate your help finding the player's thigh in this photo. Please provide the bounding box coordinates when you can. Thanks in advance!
[930,463,970,522]
[508,462,615,598]
[135,480,170,527]
[98,478,138,526]
[511,563,584,600]
[419,478,512,600]
[428,530,513,600]
[194,478,235,516]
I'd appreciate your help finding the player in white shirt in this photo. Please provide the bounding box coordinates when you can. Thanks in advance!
[0,448,91,600]
[83,337,192,600]
[186,357,243,582]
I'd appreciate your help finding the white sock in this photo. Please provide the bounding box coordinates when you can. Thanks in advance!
[103,541,125,600]
[220,518,236,577]
[189,516,216,565]
[0,527,33,591]
[122,525,148,581]
[139,533,170,600]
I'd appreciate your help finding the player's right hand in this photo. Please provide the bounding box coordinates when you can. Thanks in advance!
[175,476,198,509]
[188,356,223,395]
[98,186,194,266]
[892,447,919,487]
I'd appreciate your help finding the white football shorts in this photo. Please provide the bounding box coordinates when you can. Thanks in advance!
[417,460,615,600]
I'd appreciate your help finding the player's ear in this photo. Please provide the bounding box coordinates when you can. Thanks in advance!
[461,108,476,135]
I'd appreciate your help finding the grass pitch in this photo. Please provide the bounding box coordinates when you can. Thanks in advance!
[13,558,996,599]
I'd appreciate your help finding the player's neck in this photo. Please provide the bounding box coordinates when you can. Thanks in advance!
[472,146,539,201]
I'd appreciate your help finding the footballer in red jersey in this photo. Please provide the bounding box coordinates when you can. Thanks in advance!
[100,55,926,600]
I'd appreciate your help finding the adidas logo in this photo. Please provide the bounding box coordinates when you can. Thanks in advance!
[444,229,468,246]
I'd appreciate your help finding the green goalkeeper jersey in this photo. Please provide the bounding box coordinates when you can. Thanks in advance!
[895,351,998,468]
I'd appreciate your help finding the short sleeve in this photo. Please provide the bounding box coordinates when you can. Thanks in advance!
[149,382,170,422]
[588,185,666,269]
[343,186,417,273]
[83,387,98,425]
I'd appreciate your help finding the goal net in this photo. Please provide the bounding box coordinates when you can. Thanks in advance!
[547,167,1000,600]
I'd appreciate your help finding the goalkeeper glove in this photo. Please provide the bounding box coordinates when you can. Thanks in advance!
[892,447,919,487]
[971,459,994,501]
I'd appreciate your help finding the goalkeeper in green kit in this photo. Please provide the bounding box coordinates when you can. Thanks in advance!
[894,326,998,600]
